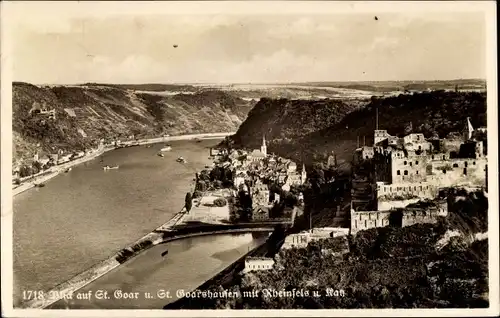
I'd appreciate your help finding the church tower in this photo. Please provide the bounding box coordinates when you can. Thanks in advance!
[463,117,474,141]
[261,135,267,156]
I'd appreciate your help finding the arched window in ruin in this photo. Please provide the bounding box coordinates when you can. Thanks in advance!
[404,161,407,165]
[397,170,401,175]
[404,170,408,175]
[442,155,446,160]
[416,171,419,174]
[453,163,458,168]
[416,161,419,165]
[442,169,446,174]
[465,162,468,167]
[473,161,476,165]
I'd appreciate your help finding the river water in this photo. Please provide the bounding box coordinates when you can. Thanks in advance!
[48,232,269,309]
[13,139,267,308]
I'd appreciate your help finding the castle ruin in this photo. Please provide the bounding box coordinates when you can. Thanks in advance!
[350,117,487,234]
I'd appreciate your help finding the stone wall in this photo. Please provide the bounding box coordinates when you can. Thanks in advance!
[350,210,392,234]
[376,182,438,211]
[351,200,448,235]
[427,157,487,188]
[402,209,441,227]
[390,154,428,184]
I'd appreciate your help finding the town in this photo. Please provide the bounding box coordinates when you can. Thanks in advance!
[187,116,488,274]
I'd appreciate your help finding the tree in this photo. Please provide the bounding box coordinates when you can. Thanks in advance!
[193,190,203,199]
[32,161,43,174]
[19,165,33,178]
[185,192,192,212]
[196,180,207,192]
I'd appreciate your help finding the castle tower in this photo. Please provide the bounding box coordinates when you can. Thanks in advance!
[374,130,390,146]
[463,117,474,141]
[301,164,307,184]
[261,135,267,156]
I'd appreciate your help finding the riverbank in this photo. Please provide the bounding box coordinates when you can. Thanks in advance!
[12,132,234,197]
[19,211,275,309]
[164,226,286,309]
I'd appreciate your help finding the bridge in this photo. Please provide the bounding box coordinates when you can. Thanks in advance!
[155,219,293,240]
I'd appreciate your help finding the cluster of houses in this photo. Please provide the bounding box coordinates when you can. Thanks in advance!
[211,136,306,221]
[12,141,106,181]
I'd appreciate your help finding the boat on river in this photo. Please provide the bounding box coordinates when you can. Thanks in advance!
[157,153,165,157]
[160,145,172,152]
[34,183,45,188]
[64,168,72,173]
[103,165,119,170]
[176,156,187,163]
[161,250,169,257]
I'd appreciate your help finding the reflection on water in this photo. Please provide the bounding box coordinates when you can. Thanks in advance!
[49,232,269,309]
[13,139,220,307]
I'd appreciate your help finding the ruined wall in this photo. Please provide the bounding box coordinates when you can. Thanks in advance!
[350,210,392,234]
[376,182,438,211]
[351,202,447,234]
[390,155,428,184]
[402,210,438,227]
[403,134,432,152]
[427,158,487,188]
[374,130,391,145]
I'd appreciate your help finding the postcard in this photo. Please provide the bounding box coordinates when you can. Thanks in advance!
[1,1,498,317]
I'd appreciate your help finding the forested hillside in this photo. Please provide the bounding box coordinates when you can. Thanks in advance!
[228,91,487,168]
[12,82,254,166]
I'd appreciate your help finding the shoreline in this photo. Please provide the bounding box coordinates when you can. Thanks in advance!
[12,131,233,197]
[16,133,234,309]
[19,205,273,310]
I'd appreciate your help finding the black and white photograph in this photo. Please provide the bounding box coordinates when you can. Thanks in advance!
[1,1,498,316]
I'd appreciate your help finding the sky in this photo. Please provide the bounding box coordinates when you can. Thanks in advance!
[5,2,490,84]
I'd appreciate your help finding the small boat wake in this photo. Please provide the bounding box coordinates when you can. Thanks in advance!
[103,165,119,170]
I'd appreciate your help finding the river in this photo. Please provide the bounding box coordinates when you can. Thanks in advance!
[47,232,269,309]
[13,138,263,308]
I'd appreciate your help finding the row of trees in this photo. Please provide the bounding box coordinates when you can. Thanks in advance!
[17,160,55,179]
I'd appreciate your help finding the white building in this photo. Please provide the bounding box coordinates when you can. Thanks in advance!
[281,228,350,250]
[243,257,275,273]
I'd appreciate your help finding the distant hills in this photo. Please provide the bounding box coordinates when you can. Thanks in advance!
[77,78,486,92]
[289,79,486,93]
